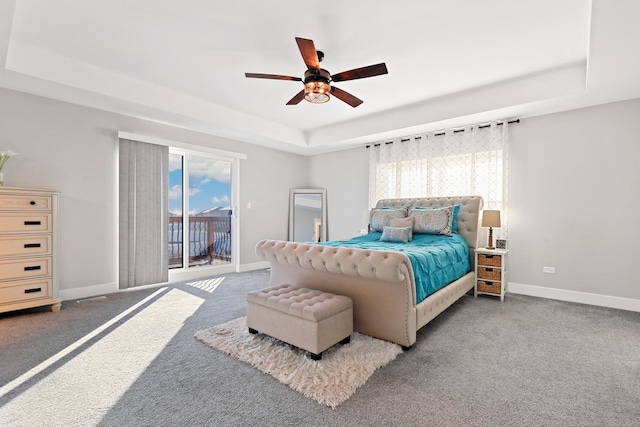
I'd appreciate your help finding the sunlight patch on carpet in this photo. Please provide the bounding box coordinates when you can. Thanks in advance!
[186,276,225,293]
[195,316,402,408]
[0,288,204,427]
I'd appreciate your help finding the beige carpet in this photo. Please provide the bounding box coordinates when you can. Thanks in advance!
[195,317,402,408]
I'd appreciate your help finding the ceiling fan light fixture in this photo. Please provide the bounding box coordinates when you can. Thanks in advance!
[304,80,331,104]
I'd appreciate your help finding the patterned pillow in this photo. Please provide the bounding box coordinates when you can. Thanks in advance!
[379,226,412,243]
[389,217,414,241]
[412,205,461,233]
[370,208,407,232]
[409,206,454,236]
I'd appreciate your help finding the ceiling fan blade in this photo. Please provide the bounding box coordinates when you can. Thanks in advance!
[331,63,388,82]
[295,37,320,71]
[330,86,363,108]
[245,73,302,81]
[286,89,306,105]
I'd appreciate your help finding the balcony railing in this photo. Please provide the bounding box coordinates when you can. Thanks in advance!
[169,216,231,268]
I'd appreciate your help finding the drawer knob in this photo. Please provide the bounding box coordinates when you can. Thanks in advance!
[30,201,37,206]
[24,243,42,248]
[25,287,42,294]
[24,265,42,271]
[24,221,42,226]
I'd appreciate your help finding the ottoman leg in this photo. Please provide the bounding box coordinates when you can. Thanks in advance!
[340,335,351,345]
[248,327,258,334]
[310,352,322,361]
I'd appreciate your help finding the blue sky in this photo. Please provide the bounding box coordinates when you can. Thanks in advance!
[168,154,231,215]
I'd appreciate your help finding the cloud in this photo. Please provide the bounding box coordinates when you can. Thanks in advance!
[169,185,182,200]
[211,195,230,204]
[169,153,183,172]
[169,153,231,182]
[189,157,231,183]
[169,184,202,199]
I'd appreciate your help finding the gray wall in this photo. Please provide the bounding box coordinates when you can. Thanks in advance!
[508,98,640,303]
[3,83,638,309]
[308,148,369,240]
[0,87,307,294]
[308,98,640,308]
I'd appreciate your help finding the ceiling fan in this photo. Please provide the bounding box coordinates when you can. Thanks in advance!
[245,37,388,108]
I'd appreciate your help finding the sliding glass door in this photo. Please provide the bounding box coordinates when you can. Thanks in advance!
[168,150,233,270]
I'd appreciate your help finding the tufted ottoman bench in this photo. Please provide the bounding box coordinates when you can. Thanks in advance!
[246,284,353,360]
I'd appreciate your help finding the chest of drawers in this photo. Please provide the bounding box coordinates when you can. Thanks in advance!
[0,187,61,313]
[474,248,509,302]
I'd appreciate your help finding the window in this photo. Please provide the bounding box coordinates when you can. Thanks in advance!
[169,150,233,270]
[369,123,508,216]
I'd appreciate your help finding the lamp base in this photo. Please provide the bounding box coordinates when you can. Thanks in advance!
[486,227,495,250]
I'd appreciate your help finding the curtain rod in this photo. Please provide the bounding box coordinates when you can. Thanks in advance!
[365,119,520,148]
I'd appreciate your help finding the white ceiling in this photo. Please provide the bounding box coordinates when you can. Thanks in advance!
[1,0,639,155]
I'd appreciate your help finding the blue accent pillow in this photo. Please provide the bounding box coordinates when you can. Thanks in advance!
[379,226,412,243]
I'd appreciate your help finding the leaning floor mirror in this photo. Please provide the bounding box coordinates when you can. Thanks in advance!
[289,189,327,243]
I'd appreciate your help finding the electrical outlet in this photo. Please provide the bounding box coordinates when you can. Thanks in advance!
[543,266,555,274]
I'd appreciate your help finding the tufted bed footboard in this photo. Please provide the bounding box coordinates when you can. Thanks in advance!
[255,239,418,346]
[255,196,482,348]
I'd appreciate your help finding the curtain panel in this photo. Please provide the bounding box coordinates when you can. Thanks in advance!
[119,139,169,288]
[368,122,509,229]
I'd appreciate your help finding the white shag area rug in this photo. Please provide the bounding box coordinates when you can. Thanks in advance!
[195,317,402,408]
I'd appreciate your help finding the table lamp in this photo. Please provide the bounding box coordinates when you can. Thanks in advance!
[481,210,501,249]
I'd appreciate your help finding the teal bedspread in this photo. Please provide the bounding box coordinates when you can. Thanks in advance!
[318,233,471,303]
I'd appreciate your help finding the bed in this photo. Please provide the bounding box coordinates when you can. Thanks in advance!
[255,195,483,348]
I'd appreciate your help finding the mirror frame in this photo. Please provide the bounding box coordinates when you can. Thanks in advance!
[289,188,327,242]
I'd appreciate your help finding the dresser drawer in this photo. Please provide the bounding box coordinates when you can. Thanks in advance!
[0,234,51,257]
[477,267,501,281]
[0,257,51,281]
[0,278,51,304]
[477,280,501,294]
[478,254,502,267]
[0,194,52,211]
[0,213,52,233]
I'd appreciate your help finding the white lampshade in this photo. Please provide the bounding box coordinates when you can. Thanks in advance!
[481,210,501,228]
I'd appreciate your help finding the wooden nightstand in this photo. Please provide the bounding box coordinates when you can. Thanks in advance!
[474,248,509,302]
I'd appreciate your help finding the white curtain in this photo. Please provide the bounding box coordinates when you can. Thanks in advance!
[119,139,169,288]
[369,121,509,228]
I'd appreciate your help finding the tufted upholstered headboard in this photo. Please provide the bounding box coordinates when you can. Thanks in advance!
[375,196,483,265]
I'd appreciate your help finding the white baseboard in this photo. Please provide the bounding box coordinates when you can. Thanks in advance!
[59,261,271,302]
[508,282,640,313]
[237,261,269,272]
[59,282,118,302]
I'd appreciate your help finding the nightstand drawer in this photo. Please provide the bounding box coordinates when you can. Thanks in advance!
[0,257,51,281]
[0,213,52,233]
[477,267,501,281]
[477,280,501,294]
[0,234,52,257]
[478,254,502,267]
[0,278,51,304]
[0,194,52,211]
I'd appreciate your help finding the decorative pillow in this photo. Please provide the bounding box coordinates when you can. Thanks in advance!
[409,206,454,236]
[389,217,413,227]
[379,226,412,243]
[389,217,414,241]
[370,208,407,232]
[411,205,461,233]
